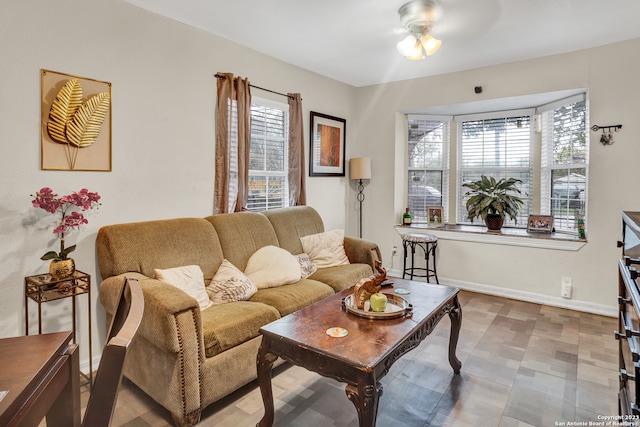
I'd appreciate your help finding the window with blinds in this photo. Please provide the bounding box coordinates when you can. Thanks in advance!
[227,98,239,211]
[457,110,533,226]
[407,117,449,222]
[247,98,289,212]
[540,95,587,234]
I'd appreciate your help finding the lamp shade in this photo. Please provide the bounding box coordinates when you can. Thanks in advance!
[350,157,372,180]
[422,34,441,56]
[397,35,418,56]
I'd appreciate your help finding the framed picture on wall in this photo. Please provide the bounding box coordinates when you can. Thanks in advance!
[309,111,346,176]
[427,206,444,225]
[527,214,553,233]
[41,69,112,171]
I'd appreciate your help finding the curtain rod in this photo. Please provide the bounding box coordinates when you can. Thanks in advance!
[214,73,295,100]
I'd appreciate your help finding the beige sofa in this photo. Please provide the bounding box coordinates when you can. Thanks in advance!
[96,206,381,426]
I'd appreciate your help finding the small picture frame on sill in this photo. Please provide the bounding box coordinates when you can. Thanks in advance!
[309,111,346,177]
[427,206,444,226]
[527,215,553,233]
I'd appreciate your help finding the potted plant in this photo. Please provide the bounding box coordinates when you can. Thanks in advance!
[31,187,101,279]
[462,176,525,231]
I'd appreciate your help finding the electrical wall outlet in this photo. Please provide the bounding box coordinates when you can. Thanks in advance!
[392,246,398,256]
[561,277,572,299]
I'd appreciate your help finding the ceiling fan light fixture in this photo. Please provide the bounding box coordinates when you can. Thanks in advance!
[406,47,425,61]
[421,34,441,56]
[397,34,418,56]
[397,0,441,60]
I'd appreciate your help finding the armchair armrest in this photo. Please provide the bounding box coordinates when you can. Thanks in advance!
[99,273,204,355]
[343,236,382,271]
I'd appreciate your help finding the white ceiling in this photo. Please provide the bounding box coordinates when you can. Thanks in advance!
[124,0,640,88]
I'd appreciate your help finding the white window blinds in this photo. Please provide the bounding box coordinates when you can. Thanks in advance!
[457,109,533,226]
[407,116,449,222]
[248,98,289,211]
[540,94,588,234]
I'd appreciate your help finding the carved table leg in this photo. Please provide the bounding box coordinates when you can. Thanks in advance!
[448,296,462,374]
[346,379,383,427]
[256,338,278,427]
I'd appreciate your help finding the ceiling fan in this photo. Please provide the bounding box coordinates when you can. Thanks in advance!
[396,0,442,60]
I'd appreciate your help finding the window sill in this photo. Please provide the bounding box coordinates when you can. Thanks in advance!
[395,224,586,251]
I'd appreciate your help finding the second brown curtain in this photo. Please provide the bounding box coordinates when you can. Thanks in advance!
[215,73,251,213]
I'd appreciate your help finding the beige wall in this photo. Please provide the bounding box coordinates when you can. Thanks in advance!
[0,0,355,367]
[352,38,640,314]
[1,0,638,370]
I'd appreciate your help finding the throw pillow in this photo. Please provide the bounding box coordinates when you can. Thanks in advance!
[300,229,350,268]
[206,259,257,305]
[244,245,301,289]
[154,265,212,311]
[295,253,317,279]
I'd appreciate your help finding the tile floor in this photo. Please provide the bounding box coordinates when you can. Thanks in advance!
[82,290,619,427]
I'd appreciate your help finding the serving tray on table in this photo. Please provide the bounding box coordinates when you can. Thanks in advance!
[341,293,413,319]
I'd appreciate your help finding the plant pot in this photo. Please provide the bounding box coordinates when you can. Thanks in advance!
[485,214,504,231]
[49,258,75,280]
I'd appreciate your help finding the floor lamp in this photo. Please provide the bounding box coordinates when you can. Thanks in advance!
[349,157,371,238]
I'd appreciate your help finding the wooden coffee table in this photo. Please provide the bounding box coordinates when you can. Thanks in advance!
[256,278,462,427]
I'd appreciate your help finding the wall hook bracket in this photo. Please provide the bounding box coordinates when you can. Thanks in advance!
[591,124,622,145]
[591,124,622,132]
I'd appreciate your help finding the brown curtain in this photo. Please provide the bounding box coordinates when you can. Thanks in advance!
[287,93,306,206]
[214,73,251,213]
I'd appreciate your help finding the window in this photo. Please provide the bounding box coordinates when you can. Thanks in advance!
[457,110,533,226]
[403,92,588,235]
[407,117,449,222]
[248,98,289,211]
[540,95,588,234]
[226,98,239,210]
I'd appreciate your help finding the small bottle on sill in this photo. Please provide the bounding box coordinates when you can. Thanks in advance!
[402,208,412,225]
[577,216,586,239]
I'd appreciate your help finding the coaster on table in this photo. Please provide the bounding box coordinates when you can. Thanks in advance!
[326,327,348,337]
[394,288,410,295]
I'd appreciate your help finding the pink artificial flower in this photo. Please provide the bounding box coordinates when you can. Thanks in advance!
[32,187,101,236]
[52,212,88,235]
[68,188,101,210]
[31,187,61,214]
[64,211,88,227]
[31,187,101,261]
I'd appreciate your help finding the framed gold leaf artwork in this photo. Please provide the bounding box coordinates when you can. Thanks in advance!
[41,69,112,171]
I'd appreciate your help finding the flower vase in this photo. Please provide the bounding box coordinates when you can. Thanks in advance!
[49,258,75,280]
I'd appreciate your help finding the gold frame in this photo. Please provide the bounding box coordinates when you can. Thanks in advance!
[41,69,112,171]
[427,206,444,225]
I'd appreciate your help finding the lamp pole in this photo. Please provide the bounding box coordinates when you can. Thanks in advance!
[349,157,371,239]
[356,179,365,238]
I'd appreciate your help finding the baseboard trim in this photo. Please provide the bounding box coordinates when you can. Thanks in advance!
[388,269,616,318]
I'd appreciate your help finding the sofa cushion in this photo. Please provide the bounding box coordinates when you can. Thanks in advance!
[154,265,212,311]
[205,212,280,271]
[300,229,350,268]
[249,278,334,316]
[97,218,224,280]
[206,260,257,305]
[201,301,280,358]
[295,253,317,279]
[309,264,374,292]
[261,206,325,254]
[245,245,301,289]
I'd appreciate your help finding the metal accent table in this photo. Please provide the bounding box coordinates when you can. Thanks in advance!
[24,270,92,387]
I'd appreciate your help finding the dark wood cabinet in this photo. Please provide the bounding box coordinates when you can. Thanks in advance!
[618,212,640,415]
